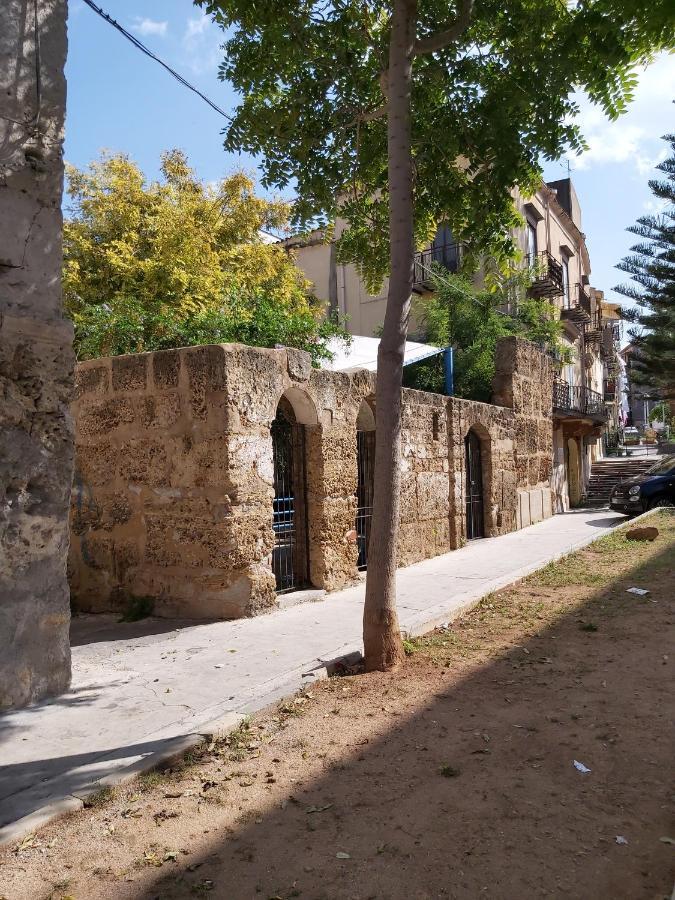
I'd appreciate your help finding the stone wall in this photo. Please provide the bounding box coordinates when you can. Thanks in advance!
[69,337,554,620]
[492,336,556,530]
[0,0,74,709]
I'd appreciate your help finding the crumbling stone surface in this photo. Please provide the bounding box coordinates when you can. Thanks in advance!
[0,0,74,709]
[625,526,658,542]
[69,337,555,620]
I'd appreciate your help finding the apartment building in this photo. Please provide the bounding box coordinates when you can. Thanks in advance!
[287,178,622,510]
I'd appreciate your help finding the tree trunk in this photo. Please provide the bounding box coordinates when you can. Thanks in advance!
[363,0,417,671]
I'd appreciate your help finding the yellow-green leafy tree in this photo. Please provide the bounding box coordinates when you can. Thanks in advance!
[64,150,345,362]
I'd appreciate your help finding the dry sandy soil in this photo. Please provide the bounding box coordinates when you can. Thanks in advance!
[1,511,674,900]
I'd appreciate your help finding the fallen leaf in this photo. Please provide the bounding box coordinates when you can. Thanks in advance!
[659,836,675,845]
[336,852,351,859]
[306,804,333,814]
[163,850,179,862]
[121,808,142,819]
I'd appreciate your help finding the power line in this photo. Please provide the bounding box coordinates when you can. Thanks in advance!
[81,0,232,121]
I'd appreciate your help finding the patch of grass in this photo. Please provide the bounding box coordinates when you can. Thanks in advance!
[137,770,167,792]
[216,717,254,761]
[440,764,461,778]
[402,638,418,656]
[579,622,599,632]
[589,530,629,555]
[119,595,155,623]
[527,556,607,589]
[82,787,115,809]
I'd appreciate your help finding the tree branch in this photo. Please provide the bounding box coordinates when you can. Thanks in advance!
[414,0,474,56]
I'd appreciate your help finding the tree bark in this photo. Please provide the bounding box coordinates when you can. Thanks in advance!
[362,0,417,671]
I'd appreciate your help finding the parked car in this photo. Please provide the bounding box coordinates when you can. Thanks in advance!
[623,427,640,446]
[609,455,675,514]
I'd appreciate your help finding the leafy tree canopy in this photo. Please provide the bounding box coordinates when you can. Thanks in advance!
[615,133,675,399]
[64,150,345,362]
[404,266,567,401]
[199,0,675,290]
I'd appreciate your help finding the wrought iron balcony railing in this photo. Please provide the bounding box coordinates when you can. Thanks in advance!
[526,250,564,299]
[553,378,608,420]
[561,282,593,326]
[413,242,461,291]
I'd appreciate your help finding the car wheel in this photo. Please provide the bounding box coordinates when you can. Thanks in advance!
[648,495,672,510]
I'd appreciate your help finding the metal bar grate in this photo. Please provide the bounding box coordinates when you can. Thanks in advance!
[356,430,375,570]
[465,431,485,540]
[271,411,297,593]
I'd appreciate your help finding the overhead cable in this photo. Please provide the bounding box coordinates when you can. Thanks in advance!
[81,0,232,121]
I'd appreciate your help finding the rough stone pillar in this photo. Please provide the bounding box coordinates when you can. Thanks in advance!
[0,0,73,709]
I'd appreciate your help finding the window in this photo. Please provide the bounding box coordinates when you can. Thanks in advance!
[527,221,537,264]
[561,254,570,306]
[431,224,459,273]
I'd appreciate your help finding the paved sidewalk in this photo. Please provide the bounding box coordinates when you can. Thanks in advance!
[0,507,625,842]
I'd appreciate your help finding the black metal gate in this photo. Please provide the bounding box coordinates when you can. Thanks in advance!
[356,430,375,569]
[271,406,309,592]
[465,430,485,540]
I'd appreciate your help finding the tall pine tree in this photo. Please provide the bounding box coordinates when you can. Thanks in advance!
[616,133,675,399]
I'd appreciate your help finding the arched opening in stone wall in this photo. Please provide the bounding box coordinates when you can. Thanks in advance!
[270,390,318,593]
[567,436,582,507]
[355,398,376,570]
[464,426,491,540]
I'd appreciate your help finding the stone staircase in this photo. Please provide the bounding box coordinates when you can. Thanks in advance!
[586,457,657,504]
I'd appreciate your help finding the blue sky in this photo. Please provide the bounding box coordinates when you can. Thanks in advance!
[65,0,675,308]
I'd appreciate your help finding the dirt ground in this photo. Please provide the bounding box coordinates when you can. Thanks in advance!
[1,511,674,900]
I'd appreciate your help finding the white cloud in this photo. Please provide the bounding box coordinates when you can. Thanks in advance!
[566,53,675,174]
[133,17,168,38]
[182,15,222,75]
[185,17,210,40]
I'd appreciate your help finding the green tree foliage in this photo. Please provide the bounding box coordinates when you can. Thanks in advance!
[64,150,345,362]
[197,0,674,670]
[198,0,674,288]
[615,133,675,399]
[404,268,566,401]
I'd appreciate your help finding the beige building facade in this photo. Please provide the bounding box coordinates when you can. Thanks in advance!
[288,178,622,510]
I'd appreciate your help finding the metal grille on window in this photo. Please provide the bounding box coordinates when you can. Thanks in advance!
[271,410,297,593]
[465,431,485,540]
[356,430,375,570]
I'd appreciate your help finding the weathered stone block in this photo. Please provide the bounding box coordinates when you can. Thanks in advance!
[152,349,181,389]
[75,363,110,399]
[112,354,148,393]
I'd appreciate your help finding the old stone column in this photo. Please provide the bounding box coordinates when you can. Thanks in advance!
[1,0,73,708]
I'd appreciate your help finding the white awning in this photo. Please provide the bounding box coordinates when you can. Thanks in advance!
[321,335,444,372]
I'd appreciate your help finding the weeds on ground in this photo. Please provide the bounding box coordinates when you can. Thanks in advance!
[83,787,115,809]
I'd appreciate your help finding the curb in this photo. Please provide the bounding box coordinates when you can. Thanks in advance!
[1,509,663,847]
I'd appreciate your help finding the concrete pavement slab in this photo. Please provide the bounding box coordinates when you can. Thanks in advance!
[0,508,627,844]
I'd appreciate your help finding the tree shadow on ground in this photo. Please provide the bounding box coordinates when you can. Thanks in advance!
[134,539,674,900]
[69,613,219,648]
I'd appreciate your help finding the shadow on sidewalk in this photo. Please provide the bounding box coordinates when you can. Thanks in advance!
[130,541,673,900]
[70,613,217,648]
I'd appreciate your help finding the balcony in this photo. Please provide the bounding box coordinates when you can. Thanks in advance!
[412,242,461,292]
[553,378,609,422]
[526,250,564,299]
[561,283,592,326]
[600,320,621,359]
[604,379,616,401]
[584,309,603,345]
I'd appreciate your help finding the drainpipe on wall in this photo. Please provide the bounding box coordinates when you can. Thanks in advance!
[444,347,454,396]
[328,242,338,316]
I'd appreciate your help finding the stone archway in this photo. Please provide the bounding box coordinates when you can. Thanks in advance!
[355,398,376,569]
[462,424,493,541]
[567,437,582,507]
[270,390,318,593]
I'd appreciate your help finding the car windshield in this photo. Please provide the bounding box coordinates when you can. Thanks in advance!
[647,456,675,475]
